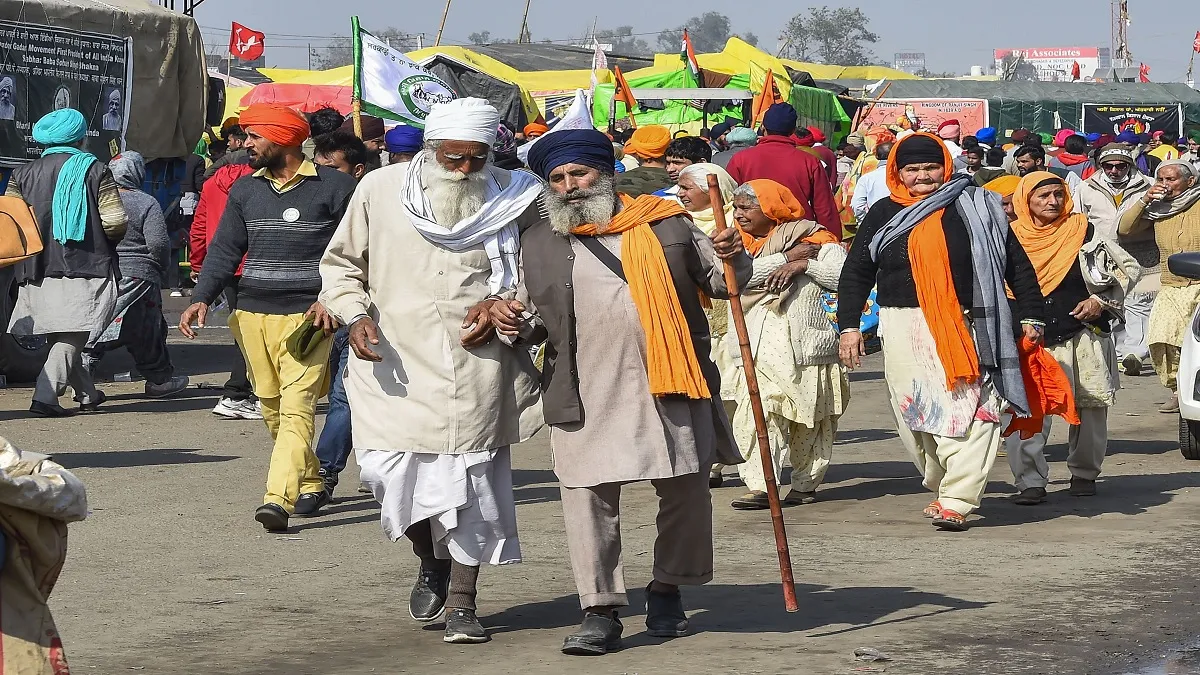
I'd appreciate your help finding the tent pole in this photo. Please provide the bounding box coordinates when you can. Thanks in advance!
[518,0,532,43]
[434,0,452,47]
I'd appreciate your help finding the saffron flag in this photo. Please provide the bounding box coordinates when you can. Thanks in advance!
[680,30,703,88]
[1139,62,1151,82]
[229,22,265,61]
[612,65,639,128]
[352,16,455,128]
[1071,61,1081,81]
[751,67,783,128]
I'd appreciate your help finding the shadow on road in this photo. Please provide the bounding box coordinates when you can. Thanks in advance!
[54,447,239,469]
[479,582,990,642]
[975,471,1200,527]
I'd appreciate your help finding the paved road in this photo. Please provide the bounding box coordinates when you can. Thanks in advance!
[4,316,1199,674]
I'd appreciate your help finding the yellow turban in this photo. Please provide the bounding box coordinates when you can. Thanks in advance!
[624,125,671,159]
[984,175,1021,198]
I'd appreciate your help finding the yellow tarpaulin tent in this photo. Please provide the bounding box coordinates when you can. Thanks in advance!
[257,66,353,86]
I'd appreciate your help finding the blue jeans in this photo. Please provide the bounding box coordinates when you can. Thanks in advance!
[315,327,353,486]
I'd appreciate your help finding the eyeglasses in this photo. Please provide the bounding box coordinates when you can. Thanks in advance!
[1100,162,1127,171]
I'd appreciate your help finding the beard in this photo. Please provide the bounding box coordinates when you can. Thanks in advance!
[543,174,618,236]
[422,159,489,225]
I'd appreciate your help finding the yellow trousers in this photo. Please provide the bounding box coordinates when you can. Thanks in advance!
[230,310,331,512]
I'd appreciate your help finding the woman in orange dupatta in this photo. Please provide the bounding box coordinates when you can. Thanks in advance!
[836,132,1046,531]
[716,179,849,511]
[1004,172,1140,505]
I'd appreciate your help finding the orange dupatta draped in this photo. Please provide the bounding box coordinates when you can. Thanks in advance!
[571,194,711,399]
[739,179,839,255]
[1009,171,1089,297]
[888,132,980,390]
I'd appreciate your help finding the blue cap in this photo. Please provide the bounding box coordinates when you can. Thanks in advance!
[762,103,798,134]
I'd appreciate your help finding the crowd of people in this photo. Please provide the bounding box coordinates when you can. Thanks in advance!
[7,94,1200,653]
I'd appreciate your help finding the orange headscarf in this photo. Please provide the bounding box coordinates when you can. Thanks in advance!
[888,132,980,391]
[624,125,671,159]
[1010,171,1089,297]
[739,179,838,255]
[983,175,1021,198]
[524,122,549,137]
[571,195,711,400]
[239,104,310,147]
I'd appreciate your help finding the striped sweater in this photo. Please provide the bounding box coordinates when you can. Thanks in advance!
[192,164,358,314]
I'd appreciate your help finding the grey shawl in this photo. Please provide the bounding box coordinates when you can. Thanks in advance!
[867,174,1030,417]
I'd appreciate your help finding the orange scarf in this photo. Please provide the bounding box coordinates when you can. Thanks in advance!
[1003,336,1080,439]
[739,179,839,255]
[571,195,711,399]
[889,132,979,390]
[1009,171,1089,297]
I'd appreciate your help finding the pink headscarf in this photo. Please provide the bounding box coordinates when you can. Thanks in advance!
[1053,129,1076,148]
[937,119,961,140]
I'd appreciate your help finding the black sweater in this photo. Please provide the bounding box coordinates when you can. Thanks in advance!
[192,166,357,314]
[838,196,1044,330]
[1011,224,1109,347]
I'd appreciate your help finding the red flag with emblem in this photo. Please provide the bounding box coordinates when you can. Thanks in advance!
[230,22,265,61]
[1193,31,1200,53]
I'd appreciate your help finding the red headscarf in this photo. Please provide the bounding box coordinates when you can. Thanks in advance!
[239,104,310,147]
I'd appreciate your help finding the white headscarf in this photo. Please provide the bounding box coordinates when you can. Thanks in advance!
[423,97,500,146]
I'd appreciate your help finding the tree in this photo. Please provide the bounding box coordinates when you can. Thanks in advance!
[654,12,759,55]
[779,6,880,66]
[468,30,522,45]
[310,27,418,70]
[594,26,651,56]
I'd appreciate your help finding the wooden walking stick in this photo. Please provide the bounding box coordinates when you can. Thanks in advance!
[706,174,799,613]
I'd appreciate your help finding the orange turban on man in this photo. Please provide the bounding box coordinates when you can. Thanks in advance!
[524,122,549,138]
[624,125,671,159]
[239,104,310,147]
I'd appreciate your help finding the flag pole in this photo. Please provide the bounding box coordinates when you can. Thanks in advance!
[706,174,799,613]
[351,16,364,139]
[853,81,891,132]
[435,0,452,47]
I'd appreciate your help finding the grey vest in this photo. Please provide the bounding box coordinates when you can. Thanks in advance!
[519,215,723,426]
[11,153,117,284]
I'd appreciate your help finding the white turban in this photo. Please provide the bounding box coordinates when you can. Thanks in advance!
[424,97,499,146]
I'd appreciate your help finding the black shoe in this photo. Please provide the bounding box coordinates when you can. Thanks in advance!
[730,491,771,510]
[77,391,107,414]
[293,491,330,517]
[1069,477,1097,497]
[29,401,73,418]
[709,471,723,489]
[409,562,451,622]
[443,608,490,644]
[319,468,338,497]
[562,611,623,656]
[1012,487,1047,505]
[645,583,689,638]
[254,504,289,532]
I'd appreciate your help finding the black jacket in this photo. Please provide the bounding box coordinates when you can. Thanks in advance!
[1012,223,1109,347]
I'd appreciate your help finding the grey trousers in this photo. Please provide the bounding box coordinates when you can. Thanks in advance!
[1115,291,1154,362]
[560,470,714,610]
[34,332,100,406]
[1005,407,1108,490]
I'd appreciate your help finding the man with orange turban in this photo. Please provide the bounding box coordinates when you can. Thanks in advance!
[523,122,549,139]
[180,103,360,532]
[490,128,749,655]
[616,125,673,196]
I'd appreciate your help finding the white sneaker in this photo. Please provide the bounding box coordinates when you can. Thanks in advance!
[145,375,190,399]
[212,397,264,420]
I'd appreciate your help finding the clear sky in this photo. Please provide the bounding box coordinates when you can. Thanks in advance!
[194,0,1198,80]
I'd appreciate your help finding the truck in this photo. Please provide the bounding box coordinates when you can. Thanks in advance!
[0,0,209,381]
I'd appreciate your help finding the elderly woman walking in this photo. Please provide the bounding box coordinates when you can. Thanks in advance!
[1118,159,1200,413]
[719,179,848,509]
[837,132,1045,531]
[1004,172,1141,504]
[5,109,126,417]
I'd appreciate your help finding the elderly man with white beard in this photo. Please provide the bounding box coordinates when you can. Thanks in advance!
[319,98,543,645]
[489,129,751,656]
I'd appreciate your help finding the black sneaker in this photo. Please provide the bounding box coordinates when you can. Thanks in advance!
[29,401,73,418]
[319,468,338,497]
[77,390,107,414]
[293,491,330,517]
[1069,477,1097,497]
[409,562,451,622]
[443,608,490,644]
[561,611,622,656]
[254,504,289,532]
[645,583,689,637]
[1012,487,1047,505]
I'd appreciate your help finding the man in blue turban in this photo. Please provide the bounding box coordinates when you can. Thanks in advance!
[6,108,128,417]
[385,124,423,165]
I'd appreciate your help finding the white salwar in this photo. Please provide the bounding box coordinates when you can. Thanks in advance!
[357,446,521,566]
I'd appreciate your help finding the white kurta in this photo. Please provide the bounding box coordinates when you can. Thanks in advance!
[319,163,543,565]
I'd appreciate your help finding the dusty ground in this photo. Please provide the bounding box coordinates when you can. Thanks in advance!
[5,300,1200,675]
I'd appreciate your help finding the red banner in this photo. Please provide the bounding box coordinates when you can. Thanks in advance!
[230,22,265,61]
[858,99,989,136]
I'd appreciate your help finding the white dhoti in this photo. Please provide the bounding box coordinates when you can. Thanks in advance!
[357,446,521,566]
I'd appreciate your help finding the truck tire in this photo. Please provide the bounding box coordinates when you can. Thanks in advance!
[1180,416,1200,460]
[0,334,50,383]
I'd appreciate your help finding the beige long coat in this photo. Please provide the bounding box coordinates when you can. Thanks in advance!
[319,163,543,455]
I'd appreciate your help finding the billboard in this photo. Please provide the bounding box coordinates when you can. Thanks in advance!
[858,99,989,136]
[0,20,132,165]
[893,52,926,75]
[1080,103,1184,137]
[993,47,1100,81]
